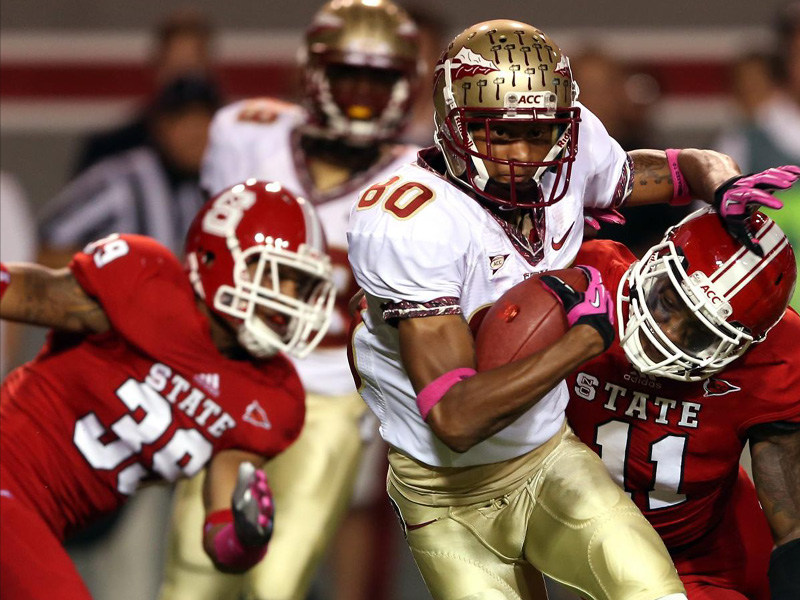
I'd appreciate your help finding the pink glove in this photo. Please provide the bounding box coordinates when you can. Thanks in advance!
[584,207,626,231]
[540,265,615,350]
[714,165,800,256]
[232,462,274,547]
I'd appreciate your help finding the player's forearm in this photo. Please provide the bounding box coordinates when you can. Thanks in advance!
[676,148,741,203]
[429,325,604,452]
[626,149,740,207]
[0,263,109,333]
[751,431,800,545]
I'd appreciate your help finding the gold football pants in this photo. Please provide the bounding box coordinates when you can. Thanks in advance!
[158,392,367,600]
[387,424,686,600]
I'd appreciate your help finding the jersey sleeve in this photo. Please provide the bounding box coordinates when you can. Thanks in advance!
[574,239,636,292]
[200,98,301,197]
[69,233,200,354]
[577,104,633,210]
[200,102,254,197]
[348,177,470,319]
[734,309,800,435]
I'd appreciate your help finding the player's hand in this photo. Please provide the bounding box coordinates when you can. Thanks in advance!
[713,165,800,257]
[231,462,274,548]
[540,265,615,351]
[583,207,625,231]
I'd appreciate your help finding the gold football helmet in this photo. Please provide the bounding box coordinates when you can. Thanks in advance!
[433,20,580,208]
[300,0,420,144]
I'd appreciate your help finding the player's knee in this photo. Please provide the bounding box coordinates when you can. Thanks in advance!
[589,514,682,593]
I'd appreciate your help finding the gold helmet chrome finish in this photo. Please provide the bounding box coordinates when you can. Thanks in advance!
[301,0,420,144]
[433,20,580,208]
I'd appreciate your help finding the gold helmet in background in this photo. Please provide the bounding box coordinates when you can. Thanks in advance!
[433,20,580,208]
[301,0,421,144]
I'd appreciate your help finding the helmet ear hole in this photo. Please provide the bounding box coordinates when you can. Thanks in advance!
[202,251,215,267]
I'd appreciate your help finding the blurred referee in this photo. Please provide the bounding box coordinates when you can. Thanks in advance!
[38,75,221,267]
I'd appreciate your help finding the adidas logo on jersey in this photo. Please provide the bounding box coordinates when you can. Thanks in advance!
[194,373,220,397]
[243,400,272,430]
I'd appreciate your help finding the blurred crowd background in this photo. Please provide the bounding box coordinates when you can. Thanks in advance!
[1,1,799,599]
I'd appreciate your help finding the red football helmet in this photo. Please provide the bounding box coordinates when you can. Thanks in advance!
[185,180,335,359]
[619,208,797,381]
[299,0,420,145]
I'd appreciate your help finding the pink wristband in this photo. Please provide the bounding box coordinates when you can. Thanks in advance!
[665,148,692,205]
[416,368,477,420]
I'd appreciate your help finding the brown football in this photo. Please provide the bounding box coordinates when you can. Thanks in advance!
[475,268,588,371]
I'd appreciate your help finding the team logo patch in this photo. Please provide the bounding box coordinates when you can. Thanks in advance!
[434,47,500,87]
[243,400,272,430]
[703,378,741,397]
[489,254,509,275]
[554,54,573,78]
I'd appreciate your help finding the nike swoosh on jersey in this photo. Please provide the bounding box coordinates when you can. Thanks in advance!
[551,221,575,251]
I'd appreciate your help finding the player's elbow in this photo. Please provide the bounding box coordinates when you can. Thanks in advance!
[427,408,480,453]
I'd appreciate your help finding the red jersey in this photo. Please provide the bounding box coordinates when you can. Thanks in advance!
[566,239,800,548]
[0,234,305,540]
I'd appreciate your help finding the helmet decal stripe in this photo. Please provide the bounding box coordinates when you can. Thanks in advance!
[710,219,774,284]
[712,220,785,297]
[726,237,789,299]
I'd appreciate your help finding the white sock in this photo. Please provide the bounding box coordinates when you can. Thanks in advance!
[656,595,688,600]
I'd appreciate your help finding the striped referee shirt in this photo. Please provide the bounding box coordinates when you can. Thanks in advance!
[39,147,205,256]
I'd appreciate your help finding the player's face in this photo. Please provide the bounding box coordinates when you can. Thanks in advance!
[639,275,718,363]
[246,263,319,339]
[470,121,555,185]
[327,63,403,123]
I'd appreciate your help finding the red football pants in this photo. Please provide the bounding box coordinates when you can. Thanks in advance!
[672,468,772,600]
[0,489,92,600]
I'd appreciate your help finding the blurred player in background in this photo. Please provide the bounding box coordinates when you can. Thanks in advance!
[73,7,219,175]
[38,74,222,267]
[159,2,420,599]
[566,205,800,598]
[0,181,335,600]
[348,18,796,600]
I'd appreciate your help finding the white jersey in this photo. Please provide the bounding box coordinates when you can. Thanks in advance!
[348,104,630,467]
[202,98,419,395]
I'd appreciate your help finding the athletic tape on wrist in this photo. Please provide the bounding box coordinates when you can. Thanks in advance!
[665,149,692,205]
[416,368,477,420]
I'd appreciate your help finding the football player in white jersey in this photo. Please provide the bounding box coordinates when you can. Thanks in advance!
[158,2,420,600]
[348,19,792,600]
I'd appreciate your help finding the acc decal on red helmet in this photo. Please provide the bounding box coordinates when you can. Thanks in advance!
[619,207,796,381]
[185,180,335,359]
